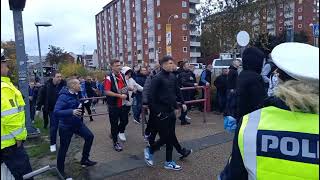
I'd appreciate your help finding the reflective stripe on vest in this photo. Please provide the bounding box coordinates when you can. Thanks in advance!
[1,106,25,117]
[243,109,262,180]
[1,127,24,141]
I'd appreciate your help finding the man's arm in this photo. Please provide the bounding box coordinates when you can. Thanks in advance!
[54,95,73,118]
[200,71,208,84]
[36,85,46,111]
[261,64,271,83]
[142,75,152,105]
[104,77,126,99]
[150,76,161,115]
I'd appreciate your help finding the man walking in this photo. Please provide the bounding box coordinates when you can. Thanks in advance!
[132,67,148,124]
[1,49,33,179]
[225,60,241,118]
[104,59,129,152]
[144,56,189,171]
[36,72,66,152]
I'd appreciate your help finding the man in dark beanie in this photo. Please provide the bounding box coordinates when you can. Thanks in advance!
[235,47,267,121]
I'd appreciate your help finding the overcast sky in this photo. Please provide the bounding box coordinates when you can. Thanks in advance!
[1,0,112,56]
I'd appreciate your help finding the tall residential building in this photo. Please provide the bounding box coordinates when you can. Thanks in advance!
[95,0,201,68]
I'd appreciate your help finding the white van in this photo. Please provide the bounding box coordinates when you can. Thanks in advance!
[189,63,204,69]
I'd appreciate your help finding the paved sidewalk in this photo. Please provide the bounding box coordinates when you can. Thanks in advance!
[66,103,233,179]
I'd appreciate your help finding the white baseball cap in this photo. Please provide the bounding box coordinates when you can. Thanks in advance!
[121,66,132,75]
[271,42,319,82]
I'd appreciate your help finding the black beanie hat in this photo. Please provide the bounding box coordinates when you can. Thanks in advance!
[242,47,265,74]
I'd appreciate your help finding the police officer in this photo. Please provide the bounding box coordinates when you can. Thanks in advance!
[219,43,319,180]
[1,49,33,179]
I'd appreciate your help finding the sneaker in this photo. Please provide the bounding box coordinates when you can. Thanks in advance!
[186,116,191,120]
[81,159,97,167]
[114,142,123,152]
[118,133,126,142]
[181,121,191,125]
[164,161,182,171]
[144,147,154,166]
[179,148,192,160]
[50,144,56,152]
[133,119,141,124]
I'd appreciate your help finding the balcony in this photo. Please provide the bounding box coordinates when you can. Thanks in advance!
[190,52,201,57]
[190,31,201,36]
[190,41,201,47]
[189,8,197,14]
[189,0,200,4]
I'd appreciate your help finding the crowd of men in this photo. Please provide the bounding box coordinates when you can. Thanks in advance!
[1,41,319,179]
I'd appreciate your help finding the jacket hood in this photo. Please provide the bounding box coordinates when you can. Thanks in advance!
[242,47,265,74]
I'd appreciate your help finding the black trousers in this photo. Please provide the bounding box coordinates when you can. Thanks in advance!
[149,111,182,162]
[43,109,49,128]
[57,124,94,174]
[1,144,33,180]
[84,100,93,121]
[108,106,130,144]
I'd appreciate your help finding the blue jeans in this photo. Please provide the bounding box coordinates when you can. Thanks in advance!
[1,144,33,180]
[132,95,142,121]
[49,112,59,145]
[57,124,94,174]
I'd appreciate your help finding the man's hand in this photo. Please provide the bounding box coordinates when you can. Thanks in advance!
[206,82,210,86]
[182,104,187,112]
[73,109,82,117]
[16,140,22,147]
[35,110,41,117]
[119,94,127,99]
[194,83,198,87]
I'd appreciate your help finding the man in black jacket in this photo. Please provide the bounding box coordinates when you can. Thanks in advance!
[214,68,228,113]
[36,72,66,152]
[225,60,241,117]
[84,76,96,121]
[144,56,189,171]
[236,47,267,120]
[178,61,198,125]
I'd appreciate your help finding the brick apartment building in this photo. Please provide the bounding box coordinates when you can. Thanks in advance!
[95,0,201,69]
[202,0,319,52]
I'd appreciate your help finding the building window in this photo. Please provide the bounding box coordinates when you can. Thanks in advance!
[298,24,302,28]
[157,0,160,6]
[144,7,147,12]
[279,12,283,16]
[279,4,283,8]
[145,39,148,44]
[132,3,135,8]
[279,27,283,31]
[134,42,137,47]
[145,50,148,55]
[158,47,161,53]
[144,18,147,23]
[158,36,161,42]
[133,12,135,17]
[144,29,147,34]
[182,13,188,19]
[138,50,142,54]
[299,0,303,4]
[182,1,187,7]
[183,47,188,52]
[298,8,303,12]
[157,24,161,30]
[182,24,188,30]
[298,16,303,20]
[150,59,155,63]
[183,36,187,41]
[149,48,154,53]
[133,22,136,27]
[157,12,161,18]
[134,51,137,55]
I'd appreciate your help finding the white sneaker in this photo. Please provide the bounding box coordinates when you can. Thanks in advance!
[50,144,56,152]
[186,116,191,120]
[118,133,126,142]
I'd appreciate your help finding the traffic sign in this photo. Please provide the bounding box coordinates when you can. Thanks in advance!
[313,24,319,38]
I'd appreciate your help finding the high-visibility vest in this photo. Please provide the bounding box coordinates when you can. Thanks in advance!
[1,76,27,149]
[238,106,319,180]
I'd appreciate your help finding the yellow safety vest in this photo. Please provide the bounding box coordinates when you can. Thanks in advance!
[238,106,319,180]
[1,76,27,149]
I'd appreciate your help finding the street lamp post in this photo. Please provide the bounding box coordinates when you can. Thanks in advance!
[166,14,179,56]
[9,0,40,137]
[35,22,52,84]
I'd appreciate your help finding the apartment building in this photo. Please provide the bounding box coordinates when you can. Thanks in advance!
[95,0,201,68]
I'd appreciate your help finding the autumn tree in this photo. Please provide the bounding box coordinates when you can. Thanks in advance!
[45,45,74,65]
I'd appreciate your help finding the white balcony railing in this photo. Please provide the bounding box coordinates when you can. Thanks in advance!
[190,31,201,36]
[189,8,197,14]
[190,52,201,57]
[190,41,201,47]
[189,0,200,4]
